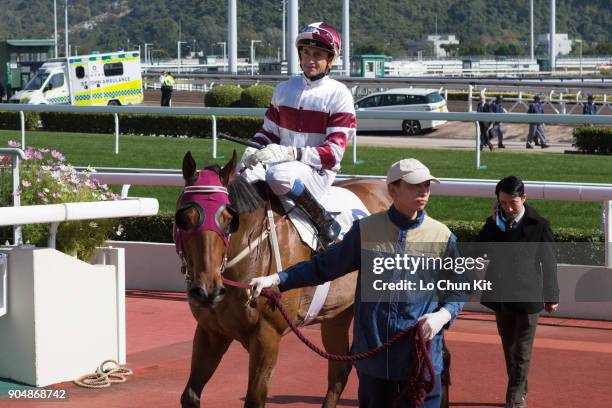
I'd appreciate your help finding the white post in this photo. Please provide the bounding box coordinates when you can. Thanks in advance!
[19,111,25,148]
[549,0,556,72]
[228,0,238,74]
[48,222,60,248]
[605,200,612,268]
[342,0,350,76]
[109,248,126,364]
[468,85,473,112]
[352,133,357,164]
[250,40,261,76]
[212,115,218,159]
[444,88,448,101]
[579,40,583,77]
[12,155,21,245]
[475,122,481,170]
[114,113,120,155]
[64,0,69,59]
[177,41,181,74]
[287,0,299,75]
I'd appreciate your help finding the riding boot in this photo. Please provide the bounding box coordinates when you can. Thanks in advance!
[287,181,341,248]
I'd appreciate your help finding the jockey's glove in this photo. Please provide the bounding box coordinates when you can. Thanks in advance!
[417,307,452,340]
[239,146,260,167]
[248,273,281,300]
[244,144,296,167]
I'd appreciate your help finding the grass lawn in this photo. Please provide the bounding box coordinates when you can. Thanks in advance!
[1,129,610,230]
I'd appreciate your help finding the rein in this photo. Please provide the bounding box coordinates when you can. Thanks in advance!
[222,276,436,408]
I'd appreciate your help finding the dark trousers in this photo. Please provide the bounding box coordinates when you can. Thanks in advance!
[490,123,504,145]
[478,122,491,147]
[495,311,539,404]
[160,87,172,106]
[357,371,441,408]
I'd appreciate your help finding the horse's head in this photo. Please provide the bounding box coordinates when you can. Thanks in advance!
[174,151,239,307]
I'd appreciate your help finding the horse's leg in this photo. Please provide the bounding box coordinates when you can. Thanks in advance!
[320,306,353,408]
[181,325,232,408]
[244,321,281,408]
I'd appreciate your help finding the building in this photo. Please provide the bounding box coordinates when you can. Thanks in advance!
[537,33,573,56]
[0,39,55,96]
[351,55,386,78]
[426,35,460,58]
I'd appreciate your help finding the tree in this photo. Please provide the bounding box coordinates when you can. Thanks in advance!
[440,43,460,57]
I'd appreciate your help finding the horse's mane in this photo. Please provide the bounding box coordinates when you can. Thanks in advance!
[229,175,266,214]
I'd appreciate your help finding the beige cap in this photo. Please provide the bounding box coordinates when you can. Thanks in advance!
[386,158,440,185]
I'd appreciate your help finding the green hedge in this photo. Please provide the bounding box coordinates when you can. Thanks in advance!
[240,85,274,108]
[39,112,261,139]
[572,126,612,155]
[204,85,243,107]
[0,111,40,130]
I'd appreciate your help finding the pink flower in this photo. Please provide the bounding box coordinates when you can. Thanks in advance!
[37,192,48,203]
[51,150,65,162]
[7,140,20,148]
[33,151,44,160]
[21,180,31,187]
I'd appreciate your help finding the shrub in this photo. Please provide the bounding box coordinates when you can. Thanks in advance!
[240,85,274,108]
[204,85,243,107]
[0,111,40,130]
[2,140,120,260]
[572,126,612,155]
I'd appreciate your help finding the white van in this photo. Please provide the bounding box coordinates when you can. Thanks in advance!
[355,88,447,135]
[10,51,143,106]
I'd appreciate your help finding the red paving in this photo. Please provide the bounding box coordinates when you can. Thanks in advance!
[2,291,612,408]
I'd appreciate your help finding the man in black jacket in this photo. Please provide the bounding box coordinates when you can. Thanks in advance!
[476,176,559,408]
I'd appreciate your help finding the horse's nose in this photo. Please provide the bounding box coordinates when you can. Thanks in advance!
[188,287,209,304]
[188,286,226,306]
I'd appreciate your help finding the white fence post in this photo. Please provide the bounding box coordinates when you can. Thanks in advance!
[19,111,25,148]
[114,113,120,155]
[212,115,218,159]
[468,85,473,112]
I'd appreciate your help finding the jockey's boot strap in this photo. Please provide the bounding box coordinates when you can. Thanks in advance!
[291,187,341,248]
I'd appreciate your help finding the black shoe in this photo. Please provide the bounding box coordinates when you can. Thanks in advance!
[541,144,550,149]
[498,144,506,148]
[488,143,494,152]
[535,140,540,146]
[526,144,533,149]
[291,188,341,248]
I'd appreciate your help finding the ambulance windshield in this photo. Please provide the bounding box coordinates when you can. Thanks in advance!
[23,71,50,91]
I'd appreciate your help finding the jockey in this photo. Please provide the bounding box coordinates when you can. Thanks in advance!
[241,22,356,248]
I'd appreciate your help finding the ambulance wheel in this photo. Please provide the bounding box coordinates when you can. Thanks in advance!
[108,100,121,106]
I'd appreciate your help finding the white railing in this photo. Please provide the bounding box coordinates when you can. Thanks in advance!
[0,198,159,248]
[75,169,612,268]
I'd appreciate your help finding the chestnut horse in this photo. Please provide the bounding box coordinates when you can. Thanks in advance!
[175,151,392,407]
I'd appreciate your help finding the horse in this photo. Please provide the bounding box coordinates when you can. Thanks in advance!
[174,151,452,407]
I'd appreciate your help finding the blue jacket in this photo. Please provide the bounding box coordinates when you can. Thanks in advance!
[528,102,544,114]
[583,102,597,115]
[489,101,504,113]
[278,206,465,380]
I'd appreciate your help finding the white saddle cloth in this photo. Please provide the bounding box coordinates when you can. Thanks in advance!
[280,186,369,325]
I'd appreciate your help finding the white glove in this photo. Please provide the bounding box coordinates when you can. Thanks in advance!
[417,308,452,340]
[244,144,296,167]
[239,146,259,167]
[248,273,280,299]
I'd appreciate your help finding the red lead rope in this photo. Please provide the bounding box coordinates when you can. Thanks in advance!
[222,277,436,407]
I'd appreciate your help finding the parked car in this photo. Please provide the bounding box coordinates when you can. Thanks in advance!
[354,88,448,135]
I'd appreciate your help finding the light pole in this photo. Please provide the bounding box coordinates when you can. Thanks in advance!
[64,0,69,59]
[177,41,187,74]
[575,39,583,77]
[73,45,79,56]
[53,0,58,58]
[144,43,153,67]
[217,41,227,70]
[281,0,286,61]
[251,39,262,75]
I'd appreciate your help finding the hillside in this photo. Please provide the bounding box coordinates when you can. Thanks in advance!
[1,0,610,58]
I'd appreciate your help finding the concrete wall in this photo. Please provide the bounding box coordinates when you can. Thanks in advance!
[0,247,122,387]
[110,241,612,321]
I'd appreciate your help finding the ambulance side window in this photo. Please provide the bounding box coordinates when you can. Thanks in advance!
[50,74,64,88]
[75,66,85,79]
[103,62,124,77]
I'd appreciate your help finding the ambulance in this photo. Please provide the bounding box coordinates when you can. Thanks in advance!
[10,51,143,106]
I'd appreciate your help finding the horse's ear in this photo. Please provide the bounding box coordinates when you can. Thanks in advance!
[182,151,197,183]
[219,150,238,186]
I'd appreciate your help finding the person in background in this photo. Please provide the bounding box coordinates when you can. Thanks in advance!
[160,71,175,107]
[0,81,5,103]
[583,94,597,115]
[477,95,494,151]
[526,95,549,149]
[489,95,506,148]
[476,176,559,408]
